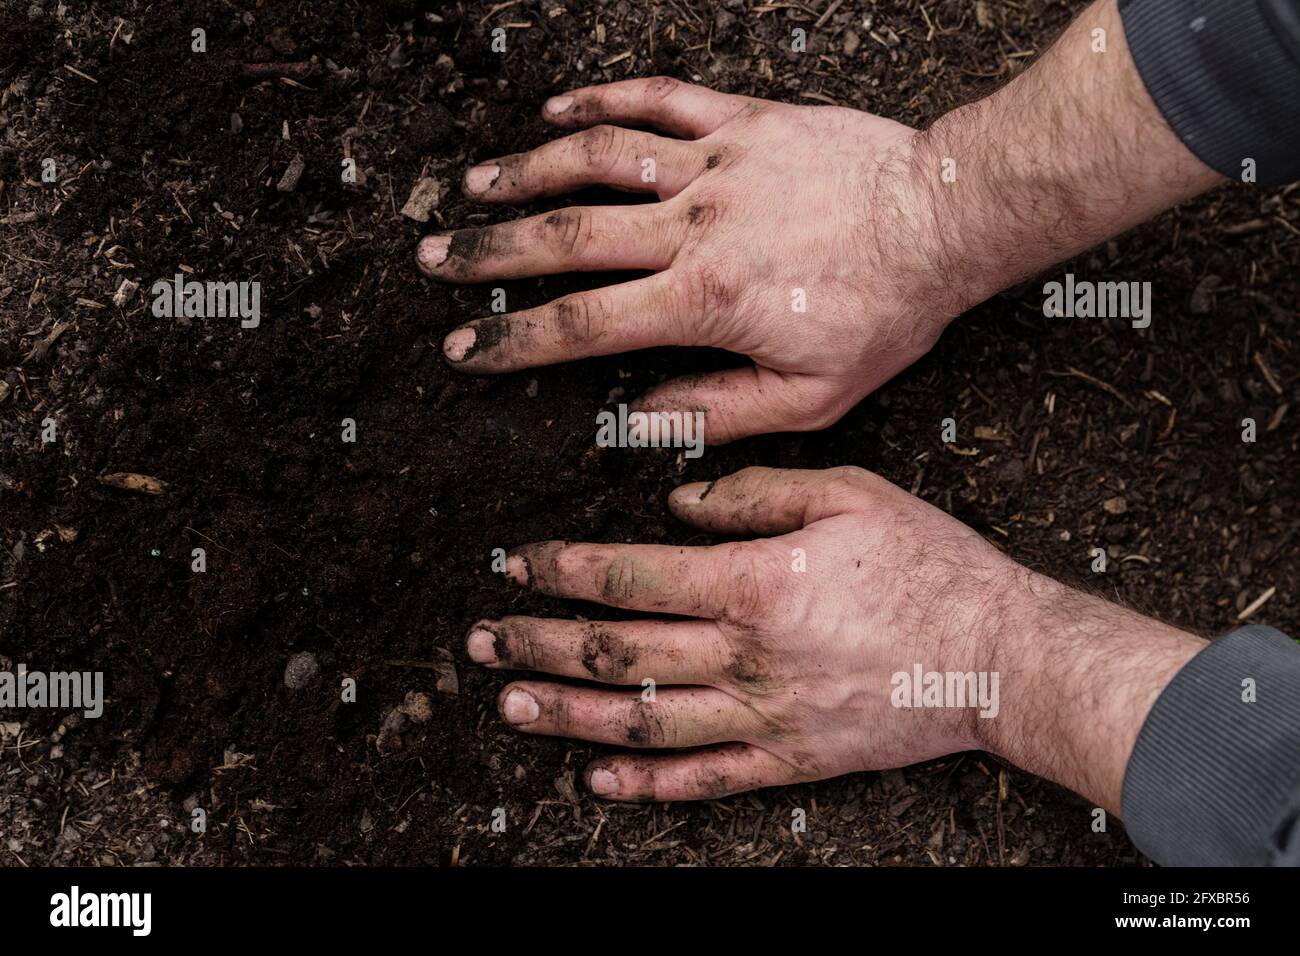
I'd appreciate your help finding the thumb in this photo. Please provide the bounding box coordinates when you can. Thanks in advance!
[631,366,842,445]
[668,466,883,536]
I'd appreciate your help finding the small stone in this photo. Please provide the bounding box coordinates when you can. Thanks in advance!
[283,651,319,690]
[1102,496,1127,515]
[843,30,860,56]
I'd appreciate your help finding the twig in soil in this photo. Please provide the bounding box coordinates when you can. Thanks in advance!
[183,526,234,554]
[1222,219,1272,237]
[22,321,70,364]
[480,1,523,25]
[1253,351,1284,396]
[1238,586,1276,621]
[96,473,168,496]
[1046,366,1134,409]
[62,64,98,84]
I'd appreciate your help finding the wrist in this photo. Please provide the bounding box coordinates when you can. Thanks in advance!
[901,0,1223,327]
[972,565,1206,815]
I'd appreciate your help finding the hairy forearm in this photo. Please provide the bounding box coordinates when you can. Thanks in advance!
[909,0,1224,316]
[977,568,1206,817]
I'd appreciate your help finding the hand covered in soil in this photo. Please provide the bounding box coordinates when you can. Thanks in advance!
[466,466,1016,800]
[468,465,1204,807]
[419,78,950,443]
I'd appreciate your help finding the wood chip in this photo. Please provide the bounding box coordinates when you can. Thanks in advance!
[22,321,70,364]
[277,153,306,193]
[97,472,168,495]
[399,177,441,222]
[112,278,139,308]
[554,769,580,803]
[432,646,459,695]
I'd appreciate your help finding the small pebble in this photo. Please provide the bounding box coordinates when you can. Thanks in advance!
[283,651,319,690]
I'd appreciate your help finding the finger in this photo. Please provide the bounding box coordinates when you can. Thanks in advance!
[586,744,798,802]
[466,616,727,686]
[667,466,882,535]
[417,203,679,282]
[462,126,705,202]
[543,76,748,139]
[632,366,843,444]
[441,272,689,370]
[497,681,749,749]
[503,540,742,619]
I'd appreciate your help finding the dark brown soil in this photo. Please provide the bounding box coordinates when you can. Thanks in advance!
[2,1,1297,867]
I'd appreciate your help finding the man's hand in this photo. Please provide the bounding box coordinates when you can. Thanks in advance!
[418,79,944,443]
[467,466,1206,812]
[420,0,1223,443]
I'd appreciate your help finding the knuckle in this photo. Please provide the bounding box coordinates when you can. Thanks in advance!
[714,542,770,623]
[582,124,626,171]
[579,625,637,682]
[780,383,845,432]
[646,76,685,101]
[721,635,777,693]
[683,263,738,323]
[553,291,610,344]
[690,763,739,801]
[682,201,719,229]
[551,543,588,580]
[823,465,879,501]
[624,699,675,747]
[500,618,544,670]
[541,208,591,259]
[799,401,843,432]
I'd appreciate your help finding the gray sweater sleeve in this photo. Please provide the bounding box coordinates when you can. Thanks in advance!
[1120,0,1300,186]
[1121,624,1300,865]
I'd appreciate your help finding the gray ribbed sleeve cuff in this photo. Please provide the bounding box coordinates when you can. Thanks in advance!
[1120,0,1300,186]
[1122,624,1300,866]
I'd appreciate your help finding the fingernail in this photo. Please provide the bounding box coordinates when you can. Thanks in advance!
[504,554,529,586]
[418,235,451,270]
[502,688,539,725]
[672,482,710,506]
[443,327,476,362]
[465,163,500,194]
[544,94,573,114]
[588,768,620,796]
[466,627,498,664]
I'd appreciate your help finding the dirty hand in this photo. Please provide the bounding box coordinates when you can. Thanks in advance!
[418,78,949,443]
[467,466,1205,810]
[467,466,1011,800]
